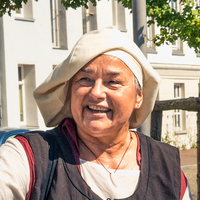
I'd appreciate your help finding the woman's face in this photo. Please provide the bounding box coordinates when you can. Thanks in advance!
[71,55,143,138]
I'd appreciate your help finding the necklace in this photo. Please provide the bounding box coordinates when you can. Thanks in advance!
[78,131,133,188]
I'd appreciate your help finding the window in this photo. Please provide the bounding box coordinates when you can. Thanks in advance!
[112,0,126,31]
[15,0,33,19]
[15,7,24,17]
[18,65,38,127]
[82,2,97,34]
[172,38,184,55]
[147,17,157,53]
[195,0,200,7]
[50,0,67,49]
[170,1,184,55]
[18,66,25,123]
[171,0,179,10]
[174,83,186,132]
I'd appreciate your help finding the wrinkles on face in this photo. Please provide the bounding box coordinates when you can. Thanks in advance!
[70,55,143,140]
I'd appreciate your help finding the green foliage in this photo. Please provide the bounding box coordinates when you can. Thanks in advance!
[0,0,200,53]
[162,131,174,145]
[61,0,97,9]
[181,144,187,150]
[162,130,197,150]
[0,0,37,17]
[146,0,200,53]
[191,141,197,148]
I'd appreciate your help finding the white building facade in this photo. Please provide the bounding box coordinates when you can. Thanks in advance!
[0,0,199,148]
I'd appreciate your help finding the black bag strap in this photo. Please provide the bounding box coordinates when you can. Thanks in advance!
[39,128,59,200]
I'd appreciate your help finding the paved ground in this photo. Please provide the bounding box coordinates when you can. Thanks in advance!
[180,148,197,166]
[180,148,197,200]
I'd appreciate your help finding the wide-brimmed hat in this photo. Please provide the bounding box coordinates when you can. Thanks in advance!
[33,27,160,128]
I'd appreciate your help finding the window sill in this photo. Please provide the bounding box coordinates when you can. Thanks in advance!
[120,29,127,33]
[52,47,68,50]
[172,49,185,56]
[175,131,187,135]
[15,17,35,22]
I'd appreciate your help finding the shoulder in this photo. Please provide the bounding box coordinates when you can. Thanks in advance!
[0,138,30,199]
[20,127,62,148]
[0,137,29,164]
[18,127,63,161]
[137,132,180,159]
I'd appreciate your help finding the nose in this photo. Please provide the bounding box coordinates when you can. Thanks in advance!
[89,79,106,99]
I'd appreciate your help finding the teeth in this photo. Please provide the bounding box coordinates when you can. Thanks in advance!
[88,105,109,111]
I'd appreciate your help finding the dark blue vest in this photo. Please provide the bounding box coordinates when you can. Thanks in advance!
[21,127,181,200]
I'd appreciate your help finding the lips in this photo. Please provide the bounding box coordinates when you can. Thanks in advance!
[87,105,111,112]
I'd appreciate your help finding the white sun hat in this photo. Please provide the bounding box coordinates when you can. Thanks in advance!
[33,27,160,128]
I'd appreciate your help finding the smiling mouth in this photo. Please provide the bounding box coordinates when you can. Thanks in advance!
[87,105,111,113]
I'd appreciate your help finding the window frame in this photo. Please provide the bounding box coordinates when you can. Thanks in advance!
[112,0,126,32]
[50,0,68,49]
[173,83,186,133]
[15,0,34,20]
[147,17,157,54]
[195,0,200,7]
[50,0,60,48]
[18,65,26,125]
[82,2,97,34]
[170,1,185,55]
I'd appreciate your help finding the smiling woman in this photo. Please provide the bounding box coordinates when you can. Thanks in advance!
[71,54,142,141]
[0,27,192,200]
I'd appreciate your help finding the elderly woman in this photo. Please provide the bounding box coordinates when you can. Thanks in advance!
[0,27,192,200]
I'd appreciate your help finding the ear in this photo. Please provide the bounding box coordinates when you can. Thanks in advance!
[134,92,143,110]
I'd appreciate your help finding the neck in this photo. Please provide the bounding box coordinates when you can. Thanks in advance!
[77,121,130,147]
[77,126,138,170]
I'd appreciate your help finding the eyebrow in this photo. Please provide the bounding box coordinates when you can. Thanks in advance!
[80,68,122,76]
[80,68,94,73]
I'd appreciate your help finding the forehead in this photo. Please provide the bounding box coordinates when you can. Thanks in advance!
[81,54,133,75]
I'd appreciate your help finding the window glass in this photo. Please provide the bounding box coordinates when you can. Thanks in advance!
[18,66,25,123]
[50,0,67,49]
[19,85,24,122]
[112,0,126,31]
[174,83,186,131]
[15,0,33,19]
[82,2,97,34]
[18,64,38,127]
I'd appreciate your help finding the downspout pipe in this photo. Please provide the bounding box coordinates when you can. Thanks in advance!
[0,17,8,127]
[132,0,150,135]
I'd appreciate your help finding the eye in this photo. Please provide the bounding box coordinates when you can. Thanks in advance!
[109,80,119,84]
[108,80,121,86]
[78,77,93,86]
[107,80,122,89]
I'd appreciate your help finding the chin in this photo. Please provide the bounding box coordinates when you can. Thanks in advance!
[83,121,112,134]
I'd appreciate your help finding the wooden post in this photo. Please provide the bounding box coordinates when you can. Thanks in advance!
[151,111,162,141]
[0,104,1,127]
[198,82,200,200]
[197,111,200,200]
[152,97,200,199]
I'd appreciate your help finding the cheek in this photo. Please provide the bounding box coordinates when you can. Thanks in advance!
[71,87,88,116]
[112,89,136,116]
[71,88,82,116]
